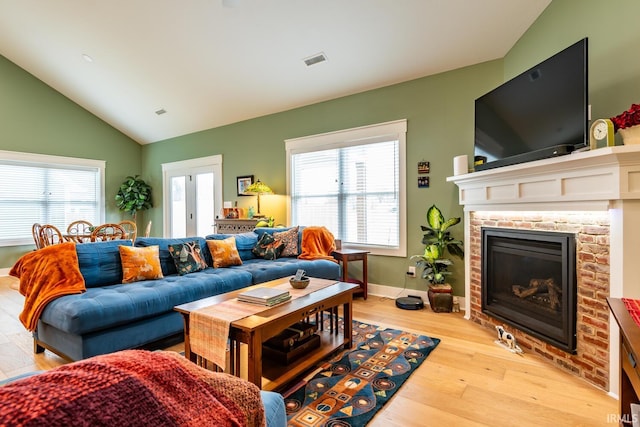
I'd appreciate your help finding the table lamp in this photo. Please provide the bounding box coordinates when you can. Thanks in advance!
[243,179,273,217]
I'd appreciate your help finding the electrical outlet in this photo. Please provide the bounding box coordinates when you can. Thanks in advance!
[407,266,416,277]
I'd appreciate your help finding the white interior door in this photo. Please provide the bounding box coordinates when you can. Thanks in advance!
[162,156,223,238]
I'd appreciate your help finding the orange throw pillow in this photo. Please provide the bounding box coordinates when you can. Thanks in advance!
[206,237,243,268]
[119,245,164,283]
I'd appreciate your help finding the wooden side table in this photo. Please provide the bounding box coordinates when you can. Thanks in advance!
[608,298,640,422]
[332,249,369,299]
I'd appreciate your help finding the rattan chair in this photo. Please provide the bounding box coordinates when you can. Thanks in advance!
[90,223,126,242]
[31,223,44,249]
[118,220,137,242]
[66,220,94,243]
[39,224,65,247]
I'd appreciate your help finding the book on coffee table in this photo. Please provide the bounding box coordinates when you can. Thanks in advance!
[238,287,291,306]
[239,294,292,307]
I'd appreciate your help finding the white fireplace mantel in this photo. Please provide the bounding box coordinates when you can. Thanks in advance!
[448,145,640,395]
[447,145,640,212]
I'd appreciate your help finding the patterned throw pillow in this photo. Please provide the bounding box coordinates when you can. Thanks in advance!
[252,233,285,260]
[273,226,299,257]
[206,237,243,268]
[168,240,208,275]
[119,245,164,284]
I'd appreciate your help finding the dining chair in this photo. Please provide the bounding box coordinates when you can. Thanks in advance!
[117,220,137,242]
[90,223,126,242]
[144,220,152,238]
[39,224,65,247]
[66,220,94,243]
[32,223,44,249]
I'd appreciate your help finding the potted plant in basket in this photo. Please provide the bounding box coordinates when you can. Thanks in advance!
[410,205,464,312]
[115,175,153,219]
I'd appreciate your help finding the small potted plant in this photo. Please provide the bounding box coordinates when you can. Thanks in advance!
[411,205,464,312]
[115,175,153,219]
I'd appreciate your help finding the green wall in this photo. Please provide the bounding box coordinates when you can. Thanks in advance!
[143,0,640,296]
[143,61,503,295]
[4,0,640,295]
[0,55,141,268]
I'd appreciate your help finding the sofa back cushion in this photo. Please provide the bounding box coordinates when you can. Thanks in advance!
[76,240,132,288]
[135,237,212,276]
[206,232,258,261]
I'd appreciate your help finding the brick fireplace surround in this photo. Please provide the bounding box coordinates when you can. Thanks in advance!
[448,145,640,396]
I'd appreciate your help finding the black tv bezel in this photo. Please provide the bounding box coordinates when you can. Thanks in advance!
[474,38,588,172]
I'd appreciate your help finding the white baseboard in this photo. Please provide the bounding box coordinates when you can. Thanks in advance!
[366,282,466,311]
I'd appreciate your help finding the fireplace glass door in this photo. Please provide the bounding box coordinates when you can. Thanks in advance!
[481,227,577,353]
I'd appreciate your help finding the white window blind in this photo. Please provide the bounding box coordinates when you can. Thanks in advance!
[286,120,406,257]
[0,151,105,247]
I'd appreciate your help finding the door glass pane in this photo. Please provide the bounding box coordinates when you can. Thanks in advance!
[170,176,186,237]
[196,172,214,237]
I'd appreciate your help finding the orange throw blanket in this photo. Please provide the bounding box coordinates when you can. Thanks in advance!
[298,226,338,262]
[9,242,85,331]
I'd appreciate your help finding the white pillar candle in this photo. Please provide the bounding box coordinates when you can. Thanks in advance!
[453,155,468,176]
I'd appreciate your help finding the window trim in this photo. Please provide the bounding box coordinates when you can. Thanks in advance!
[0,150,105,247]
[285,120,407,257]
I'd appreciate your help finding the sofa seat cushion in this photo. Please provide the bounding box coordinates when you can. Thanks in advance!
[40,268,253,335]
[231,258,340,284]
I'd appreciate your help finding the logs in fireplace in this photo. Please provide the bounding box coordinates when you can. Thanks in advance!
[481,227,577,353]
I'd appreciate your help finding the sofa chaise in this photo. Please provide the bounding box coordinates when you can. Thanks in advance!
[25,227,339,361]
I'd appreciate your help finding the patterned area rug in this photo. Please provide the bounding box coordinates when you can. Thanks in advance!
[283,318,440,427]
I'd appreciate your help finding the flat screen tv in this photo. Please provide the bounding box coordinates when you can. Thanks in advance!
[474,38,588,171]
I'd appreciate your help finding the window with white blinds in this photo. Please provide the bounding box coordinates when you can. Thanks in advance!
[0,151,105,247]
[285,120,407,257]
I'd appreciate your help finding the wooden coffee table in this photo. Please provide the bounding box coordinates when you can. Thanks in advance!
[175,278,359,391]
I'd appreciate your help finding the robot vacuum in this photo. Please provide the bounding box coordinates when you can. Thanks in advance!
[395,296,424,310]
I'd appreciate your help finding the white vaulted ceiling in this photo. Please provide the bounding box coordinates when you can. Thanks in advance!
[0,0,550,144]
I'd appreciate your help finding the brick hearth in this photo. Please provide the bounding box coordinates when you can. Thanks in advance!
[468,211,610,390]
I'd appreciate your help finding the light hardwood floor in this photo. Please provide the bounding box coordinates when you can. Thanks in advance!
[0,276,617,426]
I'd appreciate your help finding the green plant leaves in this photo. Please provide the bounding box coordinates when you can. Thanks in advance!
[115,175,152,217]
[426,205,444,230]
[413,204,464,285]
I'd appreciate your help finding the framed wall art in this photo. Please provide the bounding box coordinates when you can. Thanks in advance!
[237,175,254,196]
[418,161,430,174]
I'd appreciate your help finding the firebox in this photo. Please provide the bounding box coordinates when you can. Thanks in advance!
[481,227,577,353]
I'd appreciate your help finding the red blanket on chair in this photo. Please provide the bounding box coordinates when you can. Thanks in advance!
[298,226,338,262]
[0,350,265,427]
[9,242,85,331]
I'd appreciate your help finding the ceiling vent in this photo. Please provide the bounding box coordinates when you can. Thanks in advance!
[155,108,167,115]
[303,52,327,67]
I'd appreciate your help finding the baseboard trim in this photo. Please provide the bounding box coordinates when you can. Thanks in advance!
[366,282,466,311]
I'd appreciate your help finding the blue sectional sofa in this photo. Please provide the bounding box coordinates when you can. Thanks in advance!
[33,228,340,361]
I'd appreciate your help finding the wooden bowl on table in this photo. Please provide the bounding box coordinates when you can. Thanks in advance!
[289,277,310,289]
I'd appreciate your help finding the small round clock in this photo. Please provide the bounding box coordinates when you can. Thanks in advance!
[589,118,614,149]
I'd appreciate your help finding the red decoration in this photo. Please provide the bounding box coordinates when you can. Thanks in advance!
[610,103,640,132]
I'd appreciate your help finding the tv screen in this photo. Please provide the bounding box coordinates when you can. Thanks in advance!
[474,38,588,171]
